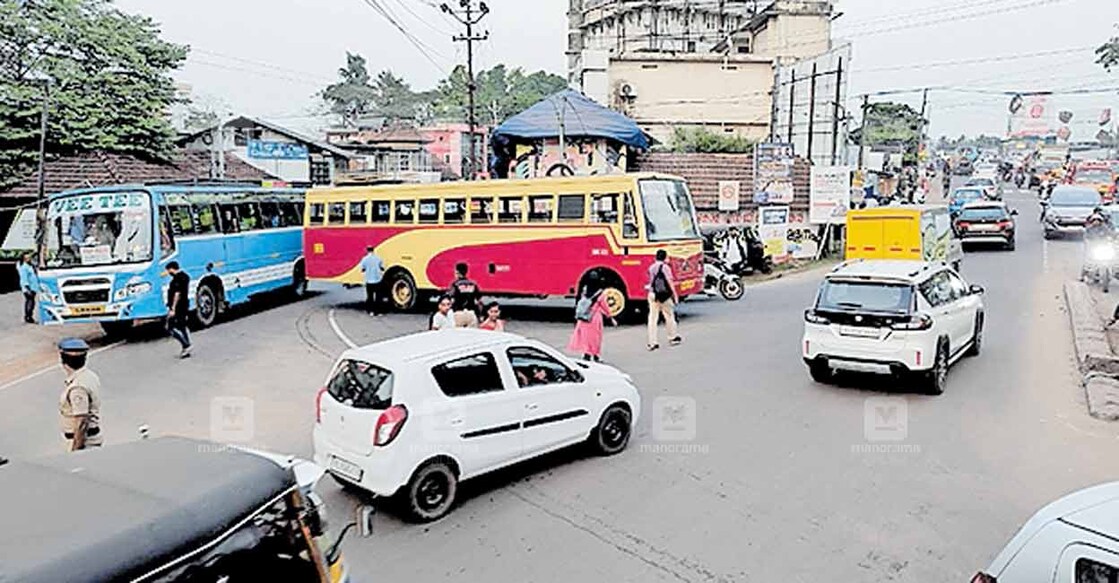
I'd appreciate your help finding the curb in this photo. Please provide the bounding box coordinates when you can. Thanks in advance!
[1063,281,1119,420]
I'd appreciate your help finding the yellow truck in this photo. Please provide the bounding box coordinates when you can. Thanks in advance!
[845,205,964,271]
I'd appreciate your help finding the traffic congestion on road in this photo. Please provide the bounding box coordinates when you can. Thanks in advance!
[4,1,1119,582]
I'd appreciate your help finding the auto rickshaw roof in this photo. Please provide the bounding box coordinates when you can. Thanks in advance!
[0,436,296,583]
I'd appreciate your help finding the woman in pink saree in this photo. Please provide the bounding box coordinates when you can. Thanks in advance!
[567,275,615,361]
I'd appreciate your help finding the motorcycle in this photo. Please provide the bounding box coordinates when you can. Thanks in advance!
[704,227,773,277]
[1082,238,1116,293]
[703,258,745,301]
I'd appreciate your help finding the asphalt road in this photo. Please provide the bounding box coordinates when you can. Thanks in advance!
[1,183,1116,582]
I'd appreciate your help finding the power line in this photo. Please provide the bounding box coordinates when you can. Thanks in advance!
[852,46,1096,74]
[358,0,450,74]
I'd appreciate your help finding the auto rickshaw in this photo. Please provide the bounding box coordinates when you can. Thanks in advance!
[0,436,372,583]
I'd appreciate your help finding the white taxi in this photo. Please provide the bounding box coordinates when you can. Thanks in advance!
[313,329,640,522]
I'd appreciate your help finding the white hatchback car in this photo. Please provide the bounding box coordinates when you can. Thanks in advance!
[802,260,985,394]
[973,482,1119,582]
[313,329,640,522]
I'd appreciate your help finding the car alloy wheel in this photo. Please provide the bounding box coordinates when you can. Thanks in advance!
[592,405,632,455]
[402,460,458,523]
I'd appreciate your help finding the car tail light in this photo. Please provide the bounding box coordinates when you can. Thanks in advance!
[956,221,970,231]
[997,220,1013,230]
[315,387,327,424]
[970,572,996,583]
[891,313,933,331]
[804,309,830,324]
[373,404,408,446]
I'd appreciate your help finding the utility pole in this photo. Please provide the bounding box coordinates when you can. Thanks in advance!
[806,62,818,165]
[857,94,869,170]
[918,87,930,160]
[36,80,49,204]
[443,0,489,180]
[831,57,843,165]
[787,70,796,144]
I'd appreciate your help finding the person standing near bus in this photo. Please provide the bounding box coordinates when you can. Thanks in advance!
[166,262,192,359]
[448,262,481,328]
[58,338,103,451]
[17,253,38,324]
[647,249,682,351]
[360,246,384,316]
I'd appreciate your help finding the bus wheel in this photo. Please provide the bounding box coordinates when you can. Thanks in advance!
[193,282,219,328]
[291,262,308,298]
[388,271,417,311]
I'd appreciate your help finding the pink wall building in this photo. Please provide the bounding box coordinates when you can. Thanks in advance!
[420,123,489,180]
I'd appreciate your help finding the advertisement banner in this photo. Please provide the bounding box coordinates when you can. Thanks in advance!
[754,143,795,204]
[717,181,741,211]
[247,140,309,160]
[1,208,37,252]
[1009,95,1054,138]
[758,205,790,258]
[809,166,851,225]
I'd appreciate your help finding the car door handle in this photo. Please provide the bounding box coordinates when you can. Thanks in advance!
[526,404,539,411]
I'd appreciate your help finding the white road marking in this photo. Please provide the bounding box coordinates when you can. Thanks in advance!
[0,340,124,392]
[327,308,358,349]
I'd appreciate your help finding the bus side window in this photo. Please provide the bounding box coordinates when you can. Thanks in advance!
[169,205,195,236]
[557,194,586,222]
[349,201,368,224]
[219,204,240,234]
[469,197,493,224]
[193,204,218,234]
[591,193,619,224]
[159,211,175,259]
[622,192,639,239]
[371,200,391,223]
[259,202,282,229]
[327,202,346,225]
[418,199,439,224]
[279,202,302,227]
[528,195,555,223]
[444,198,466,224]
[308,203,325,226]
[238,202,262,231]
[498,196,524,223]
[394,200,415,224]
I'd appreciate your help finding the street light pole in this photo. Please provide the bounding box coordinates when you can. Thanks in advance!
[443,0,489,181]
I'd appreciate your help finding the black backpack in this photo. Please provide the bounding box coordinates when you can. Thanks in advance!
[652,265,672,302]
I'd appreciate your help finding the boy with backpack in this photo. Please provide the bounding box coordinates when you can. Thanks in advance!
[647,249,682,351]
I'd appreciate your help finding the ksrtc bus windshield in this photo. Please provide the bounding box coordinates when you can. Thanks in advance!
[43,191,153,269]
[639,179,700,242]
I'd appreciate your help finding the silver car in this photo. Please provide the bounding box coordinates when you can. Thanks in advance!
[1042,186,1103,239]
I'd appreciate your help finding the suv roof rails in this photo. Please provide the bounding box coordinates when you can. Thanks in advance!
[832,258,865,272]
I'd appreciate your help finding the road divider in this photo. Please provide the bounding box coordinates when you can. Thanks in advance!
[1063,281,1119,420]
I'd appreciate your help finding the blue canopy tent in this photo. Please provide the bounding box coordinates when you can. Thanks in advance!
[490,90,650,178]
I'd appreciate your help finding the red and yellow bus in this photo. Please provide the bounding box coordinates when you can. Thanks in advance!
[303,173,704,316]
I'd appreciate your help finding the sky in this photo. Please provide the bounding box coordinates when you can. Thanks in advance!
[114,0,1119,138]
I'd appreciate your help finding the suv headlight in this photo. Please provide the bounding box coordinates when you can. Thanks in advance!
[1091,244,1116,262]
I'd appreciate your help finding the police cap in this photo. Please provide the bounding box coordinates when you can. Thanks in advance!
[58,338,90,353]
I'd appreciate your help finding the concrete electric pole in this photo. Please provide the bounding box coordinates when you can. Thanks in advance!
[442,0,489,181]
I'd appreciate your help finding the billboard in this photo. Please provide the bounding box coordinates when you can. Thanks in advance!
[809,166,851,225]
[1009,95,1054,138]
[754,143,796,204]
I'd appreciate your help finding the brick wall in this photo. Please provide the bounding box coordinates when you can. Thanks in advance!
[632,151,812,225]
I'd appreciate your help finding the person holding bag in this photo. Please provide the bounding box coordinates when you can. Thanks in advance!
[567,273,614,361]
[647,249,682,351]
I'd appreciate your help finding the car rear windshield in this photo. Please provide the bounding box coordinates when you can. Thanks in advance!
[817,280,913,314]
[952,189,983,202]
[327,359,393,409]
[958,207,1008,221]
[1051,189,1101,206]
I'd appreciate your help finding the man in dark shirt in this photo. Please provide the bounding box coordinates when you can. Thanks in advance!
[166,261,192,358]
[448,262,481,328]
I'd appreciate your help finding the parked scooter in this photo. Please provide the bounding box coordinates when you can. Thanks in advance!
[703,258,745,301]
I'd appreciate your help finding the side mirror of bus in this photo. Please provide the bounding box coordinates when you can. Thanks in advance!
[357,505,376,537]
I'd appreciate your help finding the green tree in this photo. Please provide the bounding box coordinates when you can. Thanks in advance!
[321,52,377,127]
[0,0,188,188]
[433,65,567,126]
[371,70,423,122]
[670,127,754,153]
[1097,33,1119,71]
[849,102,925,147]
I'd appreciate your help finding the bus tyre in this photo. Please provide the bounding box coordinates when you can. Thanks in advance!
[400,460,458,523]
[291,262,308,298]
[388,271,417,312]
[193,282,219,328]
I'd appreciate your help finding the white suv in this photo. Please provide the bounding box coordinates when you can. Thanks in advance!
[313,329,641,522]
[973,482,1119,582]
[802,259,984,394]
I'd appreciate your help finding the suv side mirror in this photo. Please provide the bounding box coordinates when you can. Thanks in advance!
[969,284,985,296]
[1010,209,1019,216]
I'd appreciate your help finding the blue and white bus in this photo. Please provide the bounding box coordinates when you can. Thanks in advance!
[36,183,307,335]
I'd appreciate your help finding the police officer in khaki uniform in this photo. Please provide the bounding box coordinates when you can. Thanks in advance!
[58,338,103,451]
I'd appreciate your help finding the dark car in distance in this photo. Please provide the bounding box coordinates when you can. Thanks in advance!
[954,202,1017,250]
